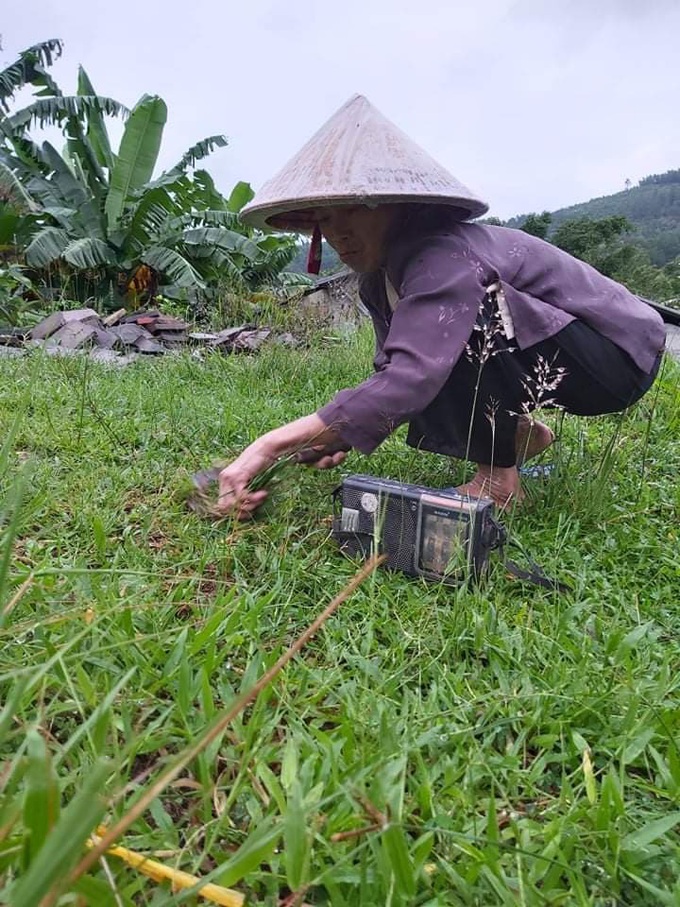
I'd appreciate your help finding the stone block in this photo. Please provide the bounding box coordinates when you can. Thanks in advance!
[121,309,161,323]
[94,329,121,350]
[47,321,99,349]
[30,308,100,341]
[211,325,250,347]
[134,336,166,354]
[232,329,271,352]
[145,315,188,334]
[154,330,187,343]
[109,324,149,345]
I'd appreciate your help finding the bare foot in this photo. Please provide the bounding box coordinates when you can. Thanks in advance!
[515,415,555,466]
[456,465,524,509]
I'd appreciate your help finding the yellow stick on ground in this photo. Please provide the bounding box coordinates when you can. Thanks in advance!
[89,829,244,907]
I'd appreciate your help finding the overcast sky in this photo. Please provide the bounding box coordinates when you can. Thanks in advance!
[5,0,680,220]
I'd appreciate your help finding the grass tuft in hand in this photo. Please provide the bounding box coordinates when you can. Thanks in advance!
[181,454,297,519]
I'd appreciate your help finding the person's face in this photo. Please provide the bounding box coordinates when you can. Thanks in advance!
[314,204,399,273]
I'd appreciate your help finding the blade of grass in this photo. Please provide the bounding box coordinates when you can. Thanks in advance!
[59,554,385,899]
[284,778,309,892]
[10,761,110,907]
[21,730,61,869]
[216,816,281,889]
[0,464,32,629]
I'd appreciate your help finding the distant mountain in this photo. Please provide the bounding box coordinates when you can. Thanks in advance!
[506,169,680,266]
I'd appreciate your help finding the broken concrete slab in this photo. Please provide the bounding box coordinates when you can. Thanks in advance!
[232,329,271,351]
[0,346,26,358]
[46,321,99,350]
[153,330,187,343]
[30,308,100,341]
[12,306,294,362]
[145,315,188,334]
[120,309,162,323]
[133,336,166,354]
[132,316,158,330]
[188,331,219,343]
[210,325,250,347]
[108,323,149,346]
[94,329,121,350]
[666,324,680,361]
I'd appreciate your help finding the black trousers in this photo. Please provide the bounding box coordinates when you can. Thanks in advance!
[407,295,663,467]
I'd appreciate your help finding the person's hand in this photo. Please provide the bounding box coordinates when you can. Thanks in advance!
[312,450,348,469]
[216,447,273,520]
[214,414,347,518]
[294,442,350,470]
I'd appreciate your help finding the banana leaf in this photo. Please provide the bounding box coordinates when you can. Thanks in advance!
[27,147,105,241]
[169,135,228,174]
[0,39,64,113]
[62,237,117,269]
[40,142,89,210]
[77,66,118,173]
[0,161,39,213]
[227,181,255,213]
[122,187,180,254]
[24,226,70,267]
[7,96,127,134]
[105,94,167,234]
[181,226,258,260]
[141,245,204,288]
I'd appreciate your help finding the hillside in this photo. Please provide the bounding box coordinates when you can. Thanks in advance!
[508,169,680,266]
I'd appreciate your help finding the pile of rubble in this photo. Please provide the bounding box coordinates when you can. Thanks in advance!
[0,308,292,364]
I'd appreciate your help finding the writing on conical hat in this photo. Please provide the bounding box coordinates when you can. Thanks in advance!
[241,94,488,230]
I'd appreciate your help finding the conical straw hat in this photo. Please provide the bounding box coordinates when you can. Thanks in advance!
[240,94,488,231]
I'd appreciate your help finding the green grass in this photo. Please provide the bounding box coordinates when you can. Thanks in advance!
[1,328,679,905]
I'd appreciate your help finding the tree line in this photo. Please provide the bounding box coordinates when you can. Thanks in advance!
[515,212,679,304]
[511,171,680,268]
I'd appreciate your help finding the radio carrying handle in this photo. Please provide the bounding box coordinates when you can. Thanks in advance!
[487,518,572,593]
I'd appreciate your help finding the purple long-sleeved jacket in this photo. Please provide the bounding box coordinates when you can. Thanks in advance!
[317,217,666,455]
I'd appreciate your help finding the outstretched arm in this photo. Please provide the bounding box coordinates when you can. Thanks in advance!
[216,413,347,518]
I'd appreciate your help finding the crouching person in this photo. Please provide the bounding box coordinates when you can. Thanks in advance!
[216,95,665,517]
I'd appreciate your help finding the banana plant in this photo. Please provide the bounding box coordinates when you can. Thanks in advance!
[0,41,126,261]
[1,42,296,301]
[21,94,257,297]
